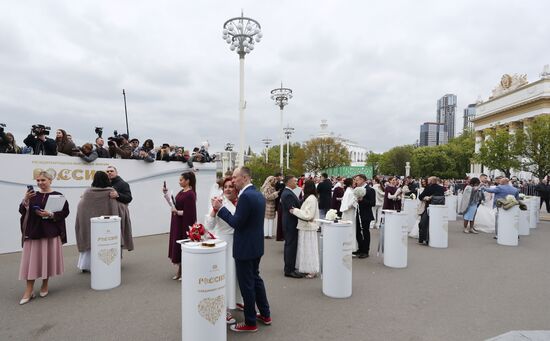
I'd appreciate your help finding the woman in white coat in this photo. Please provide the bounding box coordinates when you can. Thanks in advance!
[204,177,242,324]
[290,180,320,278]
[339,178,358,251]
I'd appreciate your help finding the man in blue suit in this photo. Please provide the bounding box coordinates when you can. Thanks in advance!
[213,167,271,333]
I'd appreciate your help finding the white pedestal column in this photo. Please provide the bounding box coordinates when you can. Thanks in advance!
[91,216,121,290]
[318,220,353,298]
[529,197,538,229]
[178,239,227,341]
[497,206,519,246]
[457,192,463,215]
[382,210,408,268]
[518,206,530,236]
[428,205,448,248]
[447,195,457,221]
[402,199,418,233]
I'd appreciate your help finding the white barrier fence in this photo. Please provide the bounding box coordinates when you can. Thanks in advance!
[0,154,216,254]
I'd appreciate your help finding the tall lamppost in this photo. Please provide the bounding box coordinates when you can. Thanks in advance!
[261,138,272,163]
[270,83,293,174]
[283,125,294,169]
[225,143,234,171]
[222,11,263,167]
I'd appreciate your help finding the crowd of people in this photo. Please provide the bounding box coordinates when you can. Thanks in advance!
[17,166,134,305]
[0,125,215,164]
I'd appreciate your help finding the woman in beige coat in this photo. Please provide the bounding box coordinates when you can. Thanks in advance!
[261,176,279,239]
[290,180,320,278]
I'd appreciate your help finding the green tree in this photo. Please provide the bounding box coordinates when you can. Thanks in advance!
[302,137,351,173]
[366,151,382,175]
[246,143,306,187]
[518,115,550,179]
[475,126,523,177]
[445,130,475,177]
[379,145,414,175]
[411,145,456,178]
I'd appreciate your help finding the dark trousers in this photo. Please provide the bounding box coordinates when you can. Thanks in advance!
[418,210,430,243]
[356,217,371,254]
[283,223,298,274]
[235,258,270,326]
[540,197,550,213]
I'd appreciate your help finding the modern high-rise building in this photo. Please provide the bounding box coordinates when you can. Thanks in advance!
[437,94,457,142]
[463,103,476,131]
[419,122,447,146]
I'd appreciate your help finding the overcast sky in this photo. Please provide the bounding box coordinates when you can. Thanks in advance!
[1,0,549,153]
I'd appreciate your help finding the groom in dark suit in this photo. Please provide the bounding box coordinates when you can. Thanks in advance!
[280,175,304,278]
[214,167,271,333]
[354,174,376,258]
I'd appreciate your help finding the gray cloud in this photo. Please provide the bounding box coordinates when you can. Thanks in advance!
[1,0,549,154]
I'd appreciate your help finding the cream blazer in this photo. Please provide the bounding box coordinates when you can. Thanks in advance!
[291,195,320,231]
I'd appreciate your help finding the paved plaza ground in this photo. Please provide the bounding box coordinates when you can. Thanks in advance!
[1,216,549,341]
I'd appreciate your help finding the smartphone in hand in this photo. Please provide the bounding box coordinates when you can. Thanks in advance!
[27,185,34,193]
[163,181,167,190]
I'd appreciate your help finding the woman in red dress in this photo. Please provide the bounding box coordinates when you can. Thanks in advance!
[163,172,197,280]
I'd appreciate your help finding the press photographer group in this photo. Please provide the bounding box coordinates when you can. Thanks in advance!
[0,123,216,164]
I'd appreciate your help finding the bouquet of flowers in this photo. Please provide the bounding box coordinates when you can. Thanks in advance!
[325,209,339,221]
[406,193,416,200]
[187,223,216,242]
[353,187,366,200]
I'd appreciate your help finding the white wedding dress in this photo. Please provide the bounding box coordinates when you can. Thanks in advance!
[474,192,496,233]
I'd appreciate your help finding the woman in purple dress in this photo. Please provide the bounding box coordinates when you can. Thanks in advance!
[383,176,402,211]
[19,171,69,305]
[163,172,197,280]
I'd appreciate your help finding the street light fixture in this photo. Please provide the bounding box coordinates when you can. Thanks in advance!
[261,138,272,163]
[225,143,234,171]
[222,11,263,167]
[283,125,295,170]
[270,82,293,174]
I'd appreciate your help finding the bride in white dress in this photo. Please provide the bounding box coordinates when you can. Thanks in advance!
[474,190,496,233]
[339,178,357,251]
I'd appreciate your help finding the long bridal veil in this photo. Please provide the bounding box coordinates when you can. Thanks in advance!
[474,192,496,233]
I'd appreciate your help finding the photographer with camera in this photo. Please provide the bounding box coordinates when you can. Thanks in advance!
[76,143,99,163]
[133,139,155,163]
[0,124,22,154]
[55,129,77,156]
[170,147,194,168]
[94,137,110,158]
[107,132,132,159]
[23,125,57,156]
[156,143,171,161]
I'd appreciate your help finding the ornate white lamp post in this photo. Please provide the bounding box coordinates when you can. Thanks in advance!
[225,143,234,171]
[270,83,293,174]
[283,125,294,169]
[222,11,263,167]
[261,138,272,163]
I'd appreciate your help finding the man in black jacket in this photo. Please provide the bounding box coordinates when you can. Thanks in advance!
[535,178,550,213]
[317,173,332,219]
[95,137,110,158]
[23,130,57,156]
[106,165,132,204]
[417,176,446,245]
[354,174,376,258]
[279,175,303,278]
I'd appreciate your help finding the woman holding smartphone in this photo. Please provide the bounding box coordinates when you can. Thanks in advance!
[19,171,70,305]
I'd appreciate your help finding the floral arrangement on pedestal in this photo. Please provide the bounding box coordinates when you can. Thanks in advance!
[496,195,526,210]
[325,209,339,222]
[187,223,216,242]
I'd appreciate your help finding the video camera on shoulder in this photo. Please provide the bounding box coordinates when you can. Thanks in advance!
[0,123,6,134]
[95,127,103,138]
[107,130,123,147]
[31,124,51,136]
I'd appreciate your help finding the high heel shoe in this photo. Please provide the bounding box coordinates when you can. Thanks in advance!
[172,275,181,280]
[39,291,49,298]
[19,293,35,305]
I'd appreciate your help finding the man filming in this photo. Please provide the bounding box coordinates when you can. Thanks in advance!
[108,133,132,159]
[23,125,57,156]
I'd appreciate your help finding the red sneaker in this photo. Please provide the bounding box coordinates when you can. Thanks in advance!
[256,314,272,325]
[226,312,236,324]
[230,322,258,333]
[235,303,245,311]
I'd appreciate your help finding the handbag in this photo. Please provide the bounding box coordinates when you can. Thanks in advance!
[430,196,445,205]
